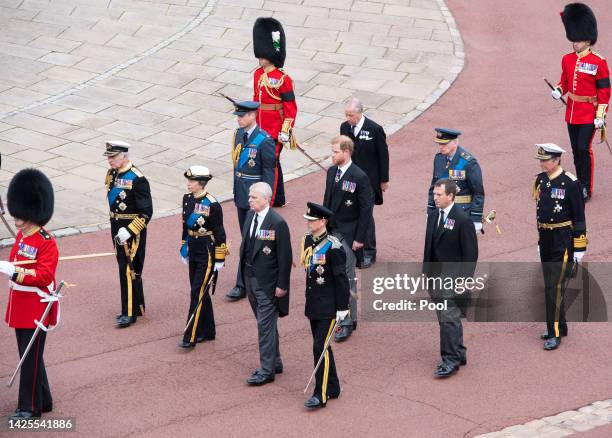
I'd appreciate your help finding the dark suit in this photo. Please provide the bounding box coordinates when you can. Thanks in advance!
[423,203,478,367]
[240,208,292,376]
[323,162,373,249]
[341,117,389,260]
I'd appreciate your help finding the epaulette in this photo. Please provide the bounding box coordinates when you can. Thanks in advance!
[131,166,144,178]
[592,51,605,60]
[564,171,578,181]
[460,151,473,161]
[327,234,342,249]
[206,193,218,203]
[38,228,52,240]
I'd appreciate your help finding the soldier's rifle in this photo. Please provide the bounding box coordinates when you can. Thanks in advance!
[544,77,612,155]
[7,280,70,387]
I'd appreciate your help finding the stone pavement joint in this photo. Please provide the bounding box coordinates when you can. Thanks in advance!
[474,399,612,438]
[0,0,463,242]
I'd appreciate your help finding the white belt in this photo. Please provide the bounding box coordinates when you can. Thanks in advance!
[9,280,60,331]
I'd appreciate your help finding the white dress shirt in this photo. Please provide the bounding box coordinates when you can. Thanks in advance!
[438,202,454,227]
[249,205,270,237]
[336,160,352,181]
[353,115,365,137]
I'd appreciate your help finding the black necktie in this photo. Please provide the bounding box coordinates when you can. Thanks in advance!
[243,131,249,146]
[438,209,445,229]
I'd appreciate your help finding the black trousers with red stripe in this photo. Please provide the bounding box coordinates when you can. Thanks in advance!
[15,329,52,415]
[272,142,285,207]
[539,228,573,338]
[567,123,595,197]
[310,318,341,402]
[183,254,216,344]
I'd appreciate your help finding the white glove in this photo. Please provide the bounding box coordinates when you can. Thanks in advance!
[551,88,562,100]
[594,117,605,129]
[180,256,188,265]
[474,222,483,232]
[336,310,349,321]
[214,262,224,271]
[574,252,585,263]
[115,227,131,244]
[278,131,290,143]
[537,245,540,256]
[0,261,16,278]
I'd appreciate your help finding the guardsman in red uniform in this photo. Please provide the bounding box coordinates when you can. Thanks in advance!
[552,3,610,201]
[0,169,58,419]
[252,17,298,207]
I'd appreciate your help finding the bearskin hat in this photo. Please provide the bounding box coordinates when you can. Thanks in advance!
[253,17,286,68]
[561,3,598,45]
[7,168,54,226]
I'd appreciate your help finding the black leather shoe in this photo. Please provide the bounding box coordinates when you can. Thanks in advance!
[335,325,352,342]
[226,286,246,301]
[116,315,136,328]
[460,357,467,366]
[275,366,283,374]
[116,313,122,320]
[247,373,274,386]
[540,331,568,340]
[544,337,561,350]
[304,396,326,409]
[356,258,372,269]
[11,410,40,419]
[179,340,195,349]
[328,388,342,399]
[435,363,459,377]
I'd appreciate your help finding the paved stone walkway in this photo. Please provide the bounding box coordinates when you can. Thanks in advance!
[0,0,463,241]
[475,399,612,438]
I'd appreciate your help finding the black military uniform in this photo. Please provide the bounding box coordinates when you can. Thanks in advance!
[533,144,587,350]
[104,141,153,328]
[301,203,350,409]
[180,166,227,348]
[427,129,485,226]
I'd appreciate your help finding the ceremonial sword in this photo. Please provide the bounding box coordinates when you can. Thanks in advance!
[304,318,341,394]
[8,280,67,387]
[183,270,218,334]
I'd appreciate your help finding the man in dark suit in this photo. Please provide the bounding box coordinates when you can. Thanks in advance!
[239,182,292,386]
[323,135,373,342]
[226,99,277,302]
[340,97,389,266]
[423,178,478,378]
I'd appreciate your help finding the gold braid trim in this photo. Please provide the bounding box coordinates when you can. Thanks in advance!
[573,234,588,250]
[231,130,241,167]
[258,72,284,101]
[215,243,228,261]
[300,235,313,269]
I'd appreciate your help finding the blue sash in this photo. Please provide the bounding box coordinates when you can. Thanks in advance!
[107,170,137,208]
[181,197,212,258]
[309,241,332,273]
[238,132,266,169]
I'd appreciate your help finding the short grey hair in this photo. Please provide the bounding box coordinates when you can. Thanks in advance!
[249,182,272,201]
[345,97,363,113]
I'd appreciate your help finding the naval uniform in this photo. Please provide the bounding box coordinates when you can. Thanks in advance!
[180,191,227,344]
[105,163,153,318]
[534,168,587,338]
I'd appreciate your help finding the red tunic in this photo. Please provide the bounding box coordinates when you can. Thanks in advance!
[253,66,297,141]
[557,49,611,125]
[5,228,59,329]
